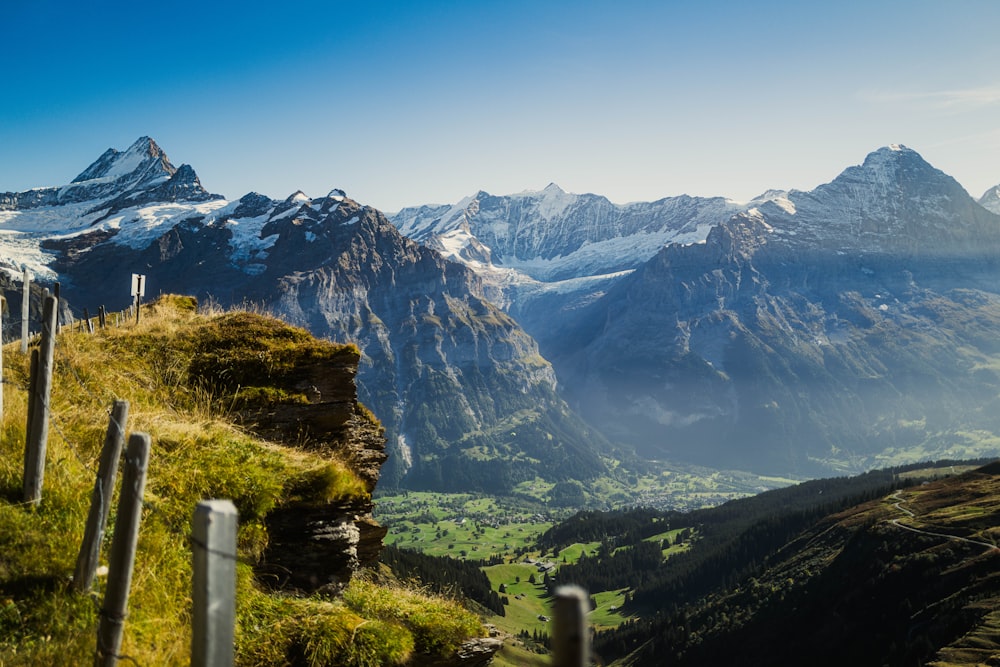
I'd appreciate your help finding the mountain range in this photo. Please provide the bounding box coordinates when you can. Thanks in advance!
[394,146,1000,476]
[2,137,1000,489]
[0,137,607,492]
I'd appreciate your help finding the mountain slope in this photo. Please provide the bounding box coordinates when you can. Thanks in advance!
[598,462,1000,667]
[0,141,609,492]
[551,146,1000,475]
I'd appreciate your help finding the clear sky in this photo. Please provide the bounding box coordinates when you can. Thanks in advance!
[2,0,999,212]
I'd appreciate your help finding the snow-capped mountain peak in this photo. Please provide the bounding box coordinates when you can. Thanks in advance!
[71,136,172,185]
[0,137,224,279]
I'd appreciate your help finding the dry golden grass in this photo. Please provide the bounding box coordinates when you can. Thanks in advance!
[0,295,481,666]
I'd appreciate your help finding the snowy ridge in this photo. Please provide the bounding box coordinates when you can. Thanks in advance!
[392,185,741,282]
[0,139,366,283]
[390,184,740,329]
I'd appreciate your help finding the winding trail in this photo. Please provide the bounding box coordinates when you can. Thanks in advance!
[886,491,998,552]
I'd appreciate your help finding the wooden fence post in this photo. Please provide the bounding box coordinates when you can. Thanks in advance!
[0,297,4,423]
[20,267,29,353]
[22,295,57,505]
[191,500,239,667]
[99,305,107,329]
[54,282,61,333]
[96,433,151,667]
[73,400,130,592]
[552,585,590,667]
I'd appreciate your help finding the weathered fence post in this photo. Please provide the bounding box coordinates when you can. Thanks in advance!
[191,500,238,667]
[24,349,38,453]
[22,295,57,505]
[73,400,130,592]
[54,282,61,333]
[96,433,151,667]
[552,585,590,667]
[0,296,4,422]
[99,305,107,329]
[20,267,29,353]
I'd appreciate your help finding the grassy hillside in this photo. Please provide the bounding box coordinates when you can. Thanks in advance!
[0,295,482,666]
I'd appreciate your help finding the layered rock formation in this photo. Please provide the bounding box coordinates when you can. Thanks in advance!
[182,308,387,593]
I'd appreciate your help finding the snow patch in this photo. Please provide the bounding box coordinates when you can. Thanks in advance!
[106,199,231,250]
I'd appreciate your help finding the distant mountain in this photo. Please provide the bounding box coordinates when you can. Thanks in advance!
[549,145,1000,475]
[391,185,741,346]
[981,184,1000,214]
[0,138,608,492]
[0,136,219,216]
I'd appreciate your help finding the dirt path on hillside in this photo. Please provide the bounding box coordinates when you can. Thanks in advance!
[886,491,997,552]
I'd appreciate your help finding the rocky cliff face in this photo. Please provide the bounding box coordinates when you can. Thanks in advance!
[552,146,1000,475]
[182,308,387,594]
[235,196,606,490]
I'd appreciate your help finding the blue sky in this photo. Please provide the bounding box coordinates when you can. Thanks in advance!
[2,0,999,212]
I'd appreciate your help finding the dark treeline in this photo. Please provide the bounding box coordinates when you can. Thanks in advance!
[379,545,506,616]
[537,507,664,549]
[545,540,665,595]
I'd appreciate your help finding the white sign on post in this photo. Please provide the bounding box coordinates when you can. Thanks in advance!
[130,274,146,298]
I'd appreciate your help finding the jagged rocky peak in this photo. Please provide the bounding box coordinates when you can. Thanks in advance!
[24,136,221,211]
[71,135,174,186]
[750,144,1000,260]
[233,191,276,218]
